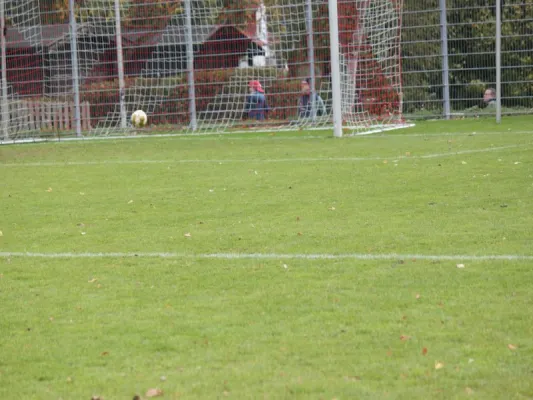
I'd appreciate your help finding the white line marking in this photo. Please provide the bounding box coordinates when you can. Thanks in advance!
[0,252,532,261]
[1,129,533,146]
[0,145,527,167]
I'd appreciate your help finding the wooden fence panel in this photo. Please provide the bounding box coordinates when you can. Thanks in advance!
[8,100,92,133]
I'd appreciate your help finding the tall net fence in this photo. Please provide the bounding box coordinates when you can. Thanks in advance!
[1,0,405,142]
[402,0,533,119]
[3,1,532,142]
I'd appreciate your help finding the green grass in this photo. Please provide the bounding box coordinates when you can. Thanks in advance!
[1,117,533,399]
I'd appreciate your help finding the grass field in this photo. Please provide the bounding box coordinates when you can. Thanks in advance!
[1,117,533,399]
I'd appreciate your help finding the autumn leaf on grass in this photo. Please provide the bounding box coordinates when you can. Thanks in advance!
[422,347,428,356]
[508,344,518,350]
[146,388,164,397]
[184,232,192,238]
[435,361,444,370]
[415,293,421,299]
[400,335,411,341]
[88,278,97,283]
[46,187,53,192]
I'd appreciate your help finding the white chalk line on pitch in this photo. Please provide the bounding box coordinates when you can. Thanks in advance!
[0,144,528,168]
[3,129,533,146]
[0,251,532,261]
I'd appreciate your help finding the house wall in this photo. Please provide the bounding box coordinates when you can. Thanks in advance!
[6,49,44,97]
[195,27,250,71]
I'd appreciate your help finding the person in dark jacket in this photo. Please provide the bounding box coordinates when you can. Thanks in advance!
[298,79,326,119]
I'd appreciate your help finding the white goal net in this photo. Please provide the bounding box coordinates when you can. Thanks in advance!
[1,0,404,142]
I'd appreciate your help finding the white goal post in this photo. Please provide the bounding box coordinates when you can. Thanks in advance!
[0,0,405,142]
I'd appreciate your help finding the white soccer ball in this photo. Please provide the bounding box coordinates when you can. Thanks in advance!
[131,110,148,128]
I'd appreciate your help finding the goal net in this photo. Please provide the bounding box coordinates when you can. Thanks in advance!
[0,0,405,142]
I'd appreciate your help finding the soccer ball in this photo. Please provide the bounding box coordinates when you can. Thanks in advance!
[131,110,148,128]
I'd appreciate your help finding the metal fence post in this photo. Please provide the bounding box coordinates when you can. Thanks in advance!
[114,0,127,129]
[185,0,197,131]
[439,0,451,119]
[68,0,82,136]
[306,0,316,120]
[328,0,342,137]
[496,0,502,123]
[1,0,9,140]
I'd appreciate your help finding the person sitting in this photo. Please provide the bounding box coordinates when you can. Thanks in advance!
[244,80,270,120]
[483,88,496,108]
[298,79,326,119]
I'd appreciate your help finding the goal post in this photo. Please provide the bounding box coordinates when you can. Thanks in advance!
[0,0,405,142]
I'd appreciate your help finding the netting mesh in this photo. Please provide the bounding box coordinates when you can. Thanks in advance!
[340,0,403,129]
[1,0,405,141]
[1,0,43,139]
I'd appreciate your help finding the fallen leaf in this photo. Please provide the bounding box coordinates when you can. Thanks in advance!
[146,388,163,397]
[46,187,53,192]
[328,206,336,211]
[422,347,428,356]
[415,294,421,299]
[88,278,97,283]
[405,152,411,156]
[383,160,388,164]
[508,344,517,350]
[435,362,444,370]
[91,396,103,400]
[456,263,465,268]
[344,375,361,381]
[400,335,411,341]
[184,232,191,237]
[101,351,109,356]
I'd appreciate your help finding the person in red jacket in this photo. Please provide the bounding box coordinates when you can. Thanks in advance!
[244,80,270,120]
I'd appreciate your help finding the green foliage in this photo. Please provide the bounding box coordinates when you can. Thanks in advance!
[403,0,533,113]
